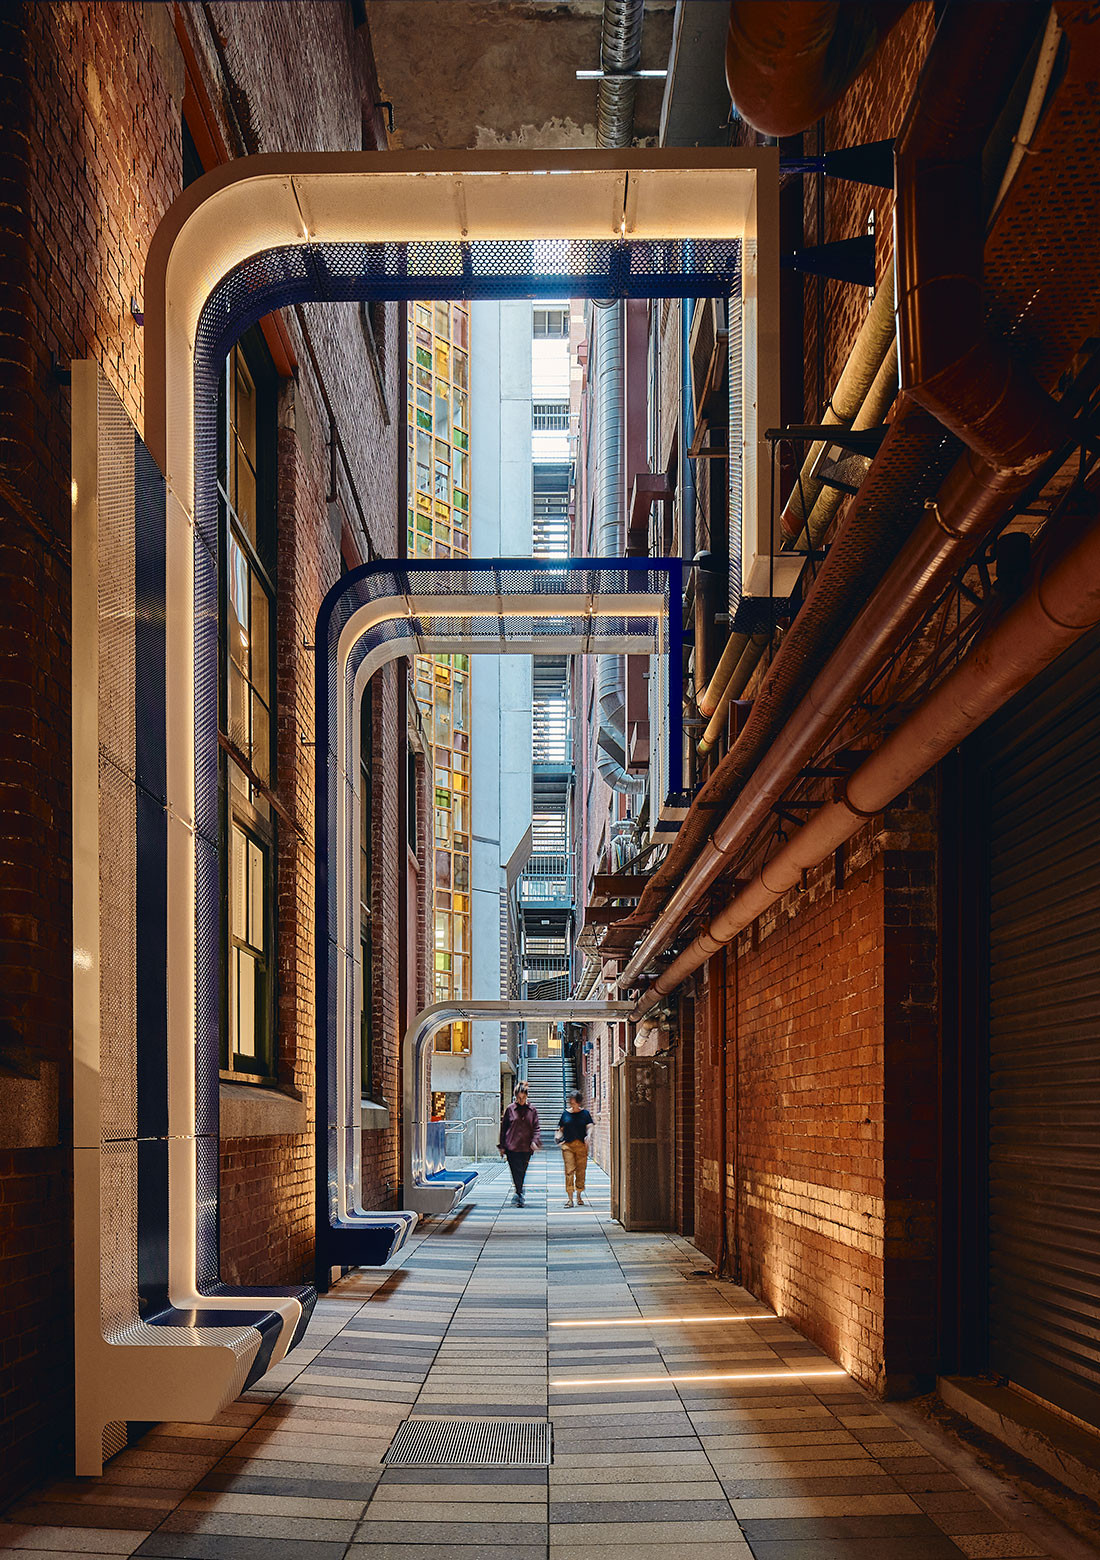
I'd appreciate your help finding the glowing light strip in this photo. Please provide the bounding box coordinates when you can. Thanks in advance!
[549,1315,774,1326]
[550,1369,847,1387]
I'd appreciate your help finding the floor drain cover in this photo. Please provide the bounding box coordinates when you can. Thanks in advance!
[385,1417,552,1467]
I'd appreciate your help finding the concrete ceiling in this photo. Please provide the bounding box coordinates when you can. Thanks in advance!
[367,0,677,151]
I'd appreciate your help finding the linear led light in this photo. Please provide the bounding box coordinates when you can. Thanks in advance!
[550,1369,847,1387]
[549,1315,775,1326]
[575,69,668,79]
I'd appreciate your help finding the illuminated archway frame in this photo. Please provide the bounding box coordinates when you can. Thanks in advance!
[317,558,678,1246]
[138,148,778,1366]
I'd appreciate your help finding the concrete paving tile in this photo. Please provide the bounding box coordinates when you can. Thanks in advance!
[550,1497,735,1522]
[723,1475,903,1499]
[547,1520,740,1543]
[0,1529,147,1555]
[155,1511,357,1541]
[730,1494,921,1519]
[371,1483,543,1502]
[363,1500,545,1522]
[550,1545,752,1560]
[746,1539,964,1560]
[548,1481,724,1501]
[381,1467,546,1486]
[950,1538,1047,1558]
[930,1512,1013,1536]
[135,1539,347,1560]
[715,1457,875,1477]
[360,1522,545,1545]
[347,1547,546,1560]
[196,1471,378,1500]
[739,1515,952,1540]
[3,1505,163,1532]
[176,1492,366,1519]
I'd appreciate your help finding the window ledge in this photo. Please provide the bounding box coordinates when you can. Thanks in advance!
[220,1081,306,1139]
[361,1099,391,1131]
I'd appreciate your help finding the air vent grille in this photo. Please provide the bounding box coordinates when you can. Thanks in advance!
[385,1417,552,1467]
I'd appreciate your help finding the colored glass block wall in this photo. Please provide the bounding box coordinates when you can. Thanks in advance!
[407,301,471,1054]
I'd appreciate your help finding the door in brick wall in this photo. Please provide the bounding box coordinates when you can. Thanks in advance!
[979,626,1100,1429]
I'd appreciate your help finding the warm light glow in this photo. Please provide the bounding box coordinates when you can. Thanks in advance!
[549,1315,774,1326]
[550,1369,847,1387]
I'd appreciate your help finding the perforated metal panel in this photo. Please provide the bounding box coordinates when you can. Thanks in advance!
[386,1418,552,1467]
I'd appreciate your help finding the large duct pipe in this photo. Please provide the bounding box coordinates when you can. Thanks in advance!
[725,2,910,139]
[593,0,648,798]
[637,495,1100,1013]
[895,2,1065,475]
[615,1,1074,989]
[780,271,896,542]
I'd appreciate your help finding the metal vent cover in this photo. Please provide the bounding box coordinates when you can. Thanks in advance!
[385,1417,552,1467]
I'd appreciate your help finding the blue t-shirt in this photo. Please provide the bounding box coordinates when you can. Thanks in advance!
[558,1108,593,1144]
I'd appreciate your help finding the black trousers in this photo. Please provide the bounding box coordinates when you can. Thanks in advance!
[505,1150,532,1196]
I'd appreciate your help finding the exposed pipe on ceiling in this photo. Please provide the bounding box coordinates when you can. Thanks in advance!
[593,0,648,799]
[614,2,1073,992]
[635,491,1100,1014]
[895,2,1064,475]
[780,270,896,543]
[725,1,910,138]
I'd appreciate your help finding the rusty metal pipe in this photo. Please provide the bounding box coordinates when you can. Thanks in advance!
[616,3,1073,994]
[617,442,1040,990]
[725,2,910,139]
[697,631,768,755]
[781,272,896,542]
[636,496,1100,1013]
[896,1,1065,474]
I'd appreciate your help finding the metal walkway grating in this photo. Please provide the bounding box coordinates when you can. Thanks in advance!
[385,1417,552,1467]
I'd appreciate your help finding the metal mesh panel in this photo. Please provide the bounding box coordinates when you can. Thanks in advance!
[727,277,743,615]
[386,1418,552,1467]
[96,375,137,781]
[98,752,138,1144]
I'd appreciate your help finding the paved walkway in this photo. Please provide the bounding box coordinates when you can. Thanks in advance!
[1,1161,1057,1558]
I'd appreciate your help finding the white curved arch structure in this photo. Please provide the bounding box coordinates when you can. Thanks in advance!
[402,1001,635,1215]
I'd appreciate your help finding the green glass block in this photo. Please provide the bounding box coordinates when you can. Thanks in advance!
[454,428,468,451]
[454,489,468,512]
[416,408,432,430]
[435,786,451,808]
[415,347,431,369]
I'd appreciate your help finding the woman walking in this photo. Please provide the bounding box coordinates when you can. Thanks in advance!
[556,1089,594,1208]
[498,1081,541,1207]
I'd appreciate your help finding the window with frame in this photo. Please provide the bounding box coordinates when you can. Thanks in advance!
[533,306,569,339]
[219,338,277,1080]
[533,400,569,432]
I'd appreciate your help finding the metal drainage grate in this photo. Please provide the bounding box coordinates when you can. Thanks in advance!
[385,1417,552,1467]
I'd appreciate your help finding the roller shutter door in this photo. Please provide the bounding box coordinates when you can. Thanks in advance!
[984,629,1100,1428]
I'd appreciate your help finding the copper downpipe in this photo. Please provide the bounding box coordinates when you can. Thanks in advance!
[635,495,1100,1014]
[725,1,910,139]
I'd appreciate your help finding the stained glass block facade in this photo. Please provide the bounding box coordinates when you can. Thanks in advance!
[407,300,472,1055]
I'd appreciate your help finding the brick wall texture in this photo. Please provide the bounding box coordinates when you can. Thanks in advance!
[683,789,940,1397]
[0,1,402,1504]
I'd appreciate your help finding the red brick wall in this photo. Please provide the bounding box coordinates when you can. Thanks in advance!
[690,788,939,1396]
[801,3,934,425]
[0,0,402,1501]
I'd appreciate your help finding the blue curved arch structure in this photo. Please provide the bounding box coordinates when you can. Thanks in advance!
[314,558,682,1269]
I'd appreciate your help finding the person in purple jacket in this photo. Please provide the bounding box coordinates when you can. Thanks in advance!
[498,1081,542,1207]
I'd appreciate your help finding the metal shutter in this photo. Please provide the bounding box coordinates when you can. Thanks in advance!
[985,629,1100,1428]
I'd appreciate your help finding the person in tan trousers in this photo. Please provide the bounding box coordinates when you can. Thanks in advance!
[555,1089,594,1207]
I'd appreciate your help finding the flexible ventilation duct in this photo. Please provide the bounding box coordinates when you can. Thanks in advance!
[594,0,648,798]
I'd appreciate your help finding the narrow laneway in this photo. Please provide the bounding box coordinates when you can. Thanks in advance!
[2,1164,1062,1558]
